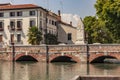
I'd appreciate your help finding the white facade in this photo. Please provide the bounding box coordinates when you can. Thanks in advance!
[58,22,77,44]
[47,11,58,35]
[75,18,85,44]
[0,4,47,45]
[0,3,82,45]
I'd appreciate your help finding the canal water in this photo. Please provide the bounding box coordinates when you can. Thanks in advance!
[0,61,120,80]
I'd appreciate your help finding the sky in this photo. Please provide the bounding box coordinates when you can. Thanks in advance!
[0,0,96,26]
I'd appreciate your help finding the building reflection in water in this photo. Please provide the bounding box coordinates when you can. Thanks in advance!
[14,63,29,80]
[0,61,120,80]
[1,62,11,80]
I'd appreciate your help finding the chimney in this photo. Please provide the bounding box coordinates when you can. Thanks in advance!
[58,10,61,16]
[70,21,72,26]
[57,10,61,21]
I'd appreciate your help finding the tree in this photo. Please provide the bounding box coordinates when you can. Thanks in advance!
[27,26,42,45]
[95,0,120,43]
[83,16,113,43]
[91,19,113,43]
[83,16,96,43]
[45,33,58,45]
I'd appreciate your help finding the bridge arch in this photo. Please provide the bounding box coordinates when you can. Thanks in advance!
[50,54,80,63]
[90,54,119,63]
[15,53,39,62]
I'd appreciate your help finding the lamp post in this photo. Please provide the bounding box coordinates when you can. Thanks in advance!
[11,41,15,80]
[86,42,89,64]
[85,32,89,64]
[85,32,89,75]
[11,42,15,62]
[45,12,49,63]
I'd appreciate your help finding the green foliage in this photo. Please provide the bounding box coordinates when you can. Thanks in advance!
[83,0,120,43]
[83,16,113,44]
[83,16,96,43]
[27,26,42,45]
[45,33,58,45]
[95,0,120,43]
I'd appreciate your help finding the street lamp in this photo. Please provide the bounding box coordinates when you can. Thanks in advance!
[11,42,15,62]
[85,32,90,75]
[85,32,89,64]
[45,12,49,63]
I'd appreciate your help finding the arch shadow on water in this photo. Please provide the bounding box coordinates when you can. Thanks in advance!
[91,56,117,63]
[91,56,120,70]
[16,55,38,62]
[51,56,77,63]
[92,63,120,70]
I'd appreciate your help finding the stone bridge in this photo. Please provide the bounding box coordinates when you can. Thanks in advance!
[0,44,120,63]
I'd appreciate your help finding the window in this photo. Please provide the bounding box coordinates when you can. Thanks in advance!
[52,20,54,25]
[0,21,4,29]
[0,35,3,42]
[68,33,72,40]
[46,18,48,23]
[0,13,4,17]
[30,20,35,27]
[55,22,57,26]
[17,34,21,42]
[29,11,35,16]
[17,21,22,29]
[10,34,14,43]
[10,21,15,28]
[17,11,22,16]
[10,12,15,17]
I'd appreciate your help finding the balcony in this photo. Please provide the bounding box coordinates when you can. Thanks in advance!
[16,27,22,31]
[8,25,15,31]
[0,27,4,31]
[9,40,23,45]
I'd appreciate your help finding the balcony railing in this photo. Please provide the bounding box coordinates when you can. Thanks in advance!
[9,40,23,45]
[8,25,22,31]
[8,25,15,31]
[16,27,22,31]
[0,27,4,31]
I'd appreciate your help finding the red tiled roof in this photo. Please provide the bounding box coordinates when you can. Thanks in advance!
[0,4,43,10]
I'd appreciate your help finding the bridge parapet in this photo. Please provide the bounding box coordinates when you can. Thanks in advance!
[0,44,119,54]
[89,44,120,53]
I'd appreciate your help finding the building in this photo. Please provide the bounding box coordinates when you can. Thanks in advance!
[58,21,77,44]
[0,3,84,45]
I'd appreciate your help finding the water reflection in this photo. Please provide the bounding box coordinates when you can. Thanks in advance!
[0,61,120,80]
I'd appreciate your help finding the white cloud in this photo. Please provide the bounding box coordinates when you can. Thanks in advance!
[61,14,81,27]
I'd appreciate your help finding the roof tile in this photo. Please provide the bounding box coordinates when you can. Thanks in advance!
[0,4,40,10]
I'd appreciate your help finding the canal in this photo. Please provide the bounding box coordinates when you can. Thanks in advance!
[0,61,120,80]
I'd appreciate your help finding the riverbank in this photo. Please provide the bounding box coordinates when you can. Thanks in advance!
[71,75,120,80]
